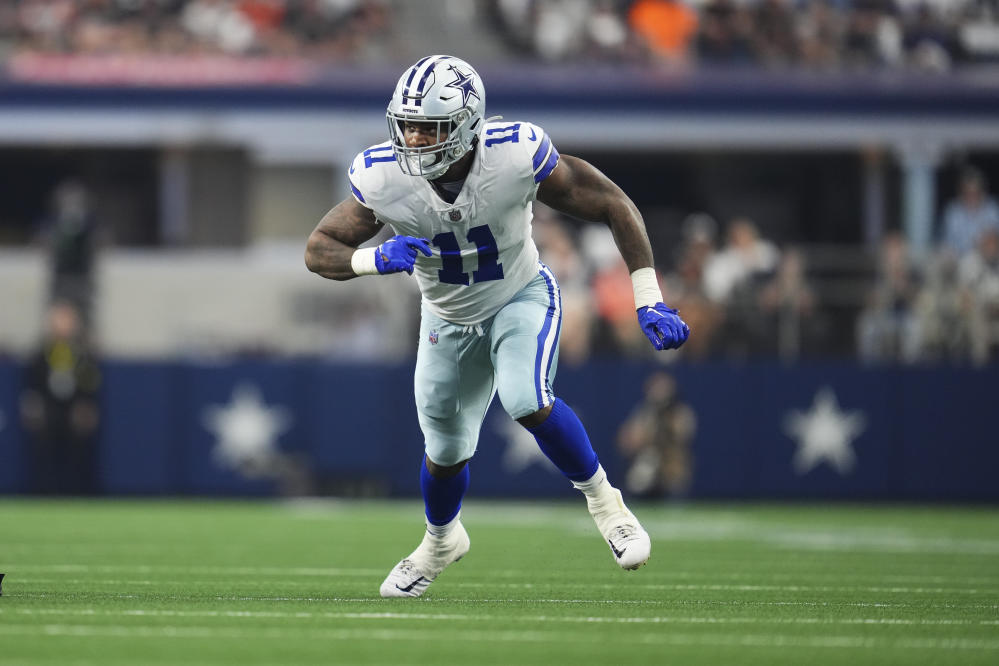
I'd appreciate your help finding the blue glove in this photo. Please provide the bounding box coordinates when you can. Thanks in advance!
[375,236,433,275]
[637,303,690,351]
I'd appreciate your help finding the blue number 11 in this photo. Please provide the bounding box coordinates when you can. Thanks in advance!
[432,224,505,285]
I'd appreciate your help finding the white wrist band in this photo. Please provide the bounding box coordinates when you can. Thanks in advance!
[631,267,663,309]
[350,247,380,276]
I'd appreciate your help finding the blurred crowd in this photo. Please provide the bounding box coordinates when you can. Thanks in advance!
[489,0,999,71]
[22,165,996,368]
[534,204,824,364]
[532,163,999,366]
[0,0,390,58]
[2,0,998,71]
[857,167,999,365]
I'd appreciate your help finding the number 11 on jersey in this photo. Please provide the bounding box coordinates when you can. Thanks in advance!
[432,224,505,285]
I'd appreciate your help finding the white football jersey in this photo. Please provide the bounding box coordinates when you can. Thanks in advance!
[348,120,560,325]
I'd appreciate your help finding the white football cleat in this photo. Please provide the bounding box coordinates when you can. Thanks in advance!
[379,519,470,598]
[587,486,651,570]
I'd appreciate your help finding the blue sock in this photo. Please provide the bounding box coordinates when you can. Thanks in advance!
[526,398,600,482]
[420,457,469,526]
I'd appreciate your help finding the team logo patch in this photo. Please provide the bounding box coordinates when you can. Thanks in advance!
[429,330,439,345]
[449,210,462,222]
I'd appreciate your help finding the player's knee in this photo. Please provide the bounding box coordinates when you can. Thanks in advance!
[515,403,553,429]
[496,379,543,424]
[425,455,469,479]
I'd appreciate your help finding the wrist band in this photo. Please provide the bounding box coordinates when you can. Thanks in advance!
[350,247,380,276]
[630,267,662,309]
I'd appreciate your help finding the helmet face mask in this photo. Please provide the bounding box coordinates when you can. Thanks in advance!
[386,56,485,180]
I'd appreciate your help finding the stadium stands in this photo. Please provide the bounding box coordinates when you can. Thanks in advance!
[0,1,997,365]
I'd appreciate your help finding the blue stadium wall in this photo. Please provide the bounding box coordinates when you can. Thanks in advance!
[0,360,996,501]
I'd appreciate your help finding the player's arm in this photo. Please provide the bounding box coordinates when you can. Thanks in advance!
[537,154,689,350]
[305,196,431,280]
[305,196,383,280]
[537,153,654,273]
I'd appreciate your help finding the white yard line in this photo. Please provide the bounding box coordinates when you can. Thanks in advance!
[3,607,996,627]
[7,565,385,576]
[12,577,997,596]
[7,564,997,587]
[0,623,996,651]
[10,592,998,609]
[449,582,998,594]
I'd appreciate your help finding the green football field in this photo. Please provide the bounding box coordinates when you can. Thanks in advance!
[1,499,997,666]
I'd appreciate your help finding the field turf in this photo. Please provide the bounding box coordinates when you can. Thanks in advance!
[1,499,997,665]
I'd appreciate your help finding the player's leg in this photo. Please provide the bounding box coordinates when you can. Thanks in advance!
[380,310,494,598]
[492,265,651,570]
[415,313,495,530]
[379,454,472,598]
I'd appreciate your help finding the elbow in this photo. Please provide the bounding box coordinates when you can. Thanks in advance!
[303,233,322,275]
[305,232,353,281]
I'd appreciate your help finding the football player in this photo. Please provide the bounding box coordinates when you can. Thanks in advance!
[305,55,689,597]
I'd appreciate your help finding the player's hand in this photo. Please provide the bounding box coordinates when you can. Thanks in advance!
[637,303,690,351]
[374,235,433,275]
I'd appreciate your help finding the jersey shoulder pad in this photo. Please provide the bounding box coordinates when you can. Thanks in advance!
[480,120,559,185]
[347,141,399,208]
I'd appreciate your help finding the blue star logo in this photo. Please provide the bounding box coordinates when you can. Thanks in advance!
[444,65,480,106]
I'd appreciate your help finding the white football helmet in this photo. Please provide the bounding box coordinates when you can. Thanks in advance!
[386,55,486,180]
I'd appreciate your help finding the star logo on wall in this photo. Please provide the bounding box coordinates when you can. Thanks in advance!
[202,383,292,478]
[444,65,480,106]
[784,387,867,476]
[494,415,557,475]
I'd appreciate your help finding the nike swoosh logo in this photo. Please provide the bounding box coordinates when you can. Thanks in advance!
[395,576,427,593]
[608,539,627,559]
[528,127,537,141]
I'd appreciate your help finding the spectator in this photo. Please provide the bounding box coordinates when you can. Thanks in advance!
[584,224,654,357]
[585,0,636,62]
[591,256,656,357]
[795,0,845,69]
[749,0,798,66]
[940,166,999,257]
[857,231,923,363]
[957,228,999,364]
[696,0,755,65]
[36,180,102,327]
[841,0,902,68]
[702,217,780,356]
[703,217,780,304]
[903,1,961,71]
[627,0,698,65]
[616,371,696,499]
[661,213,723,358]
[758,247,821,359]
[915,250,977,363]
[531,0,591,62]
[180,0,257,54]
[20,301,102,495]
